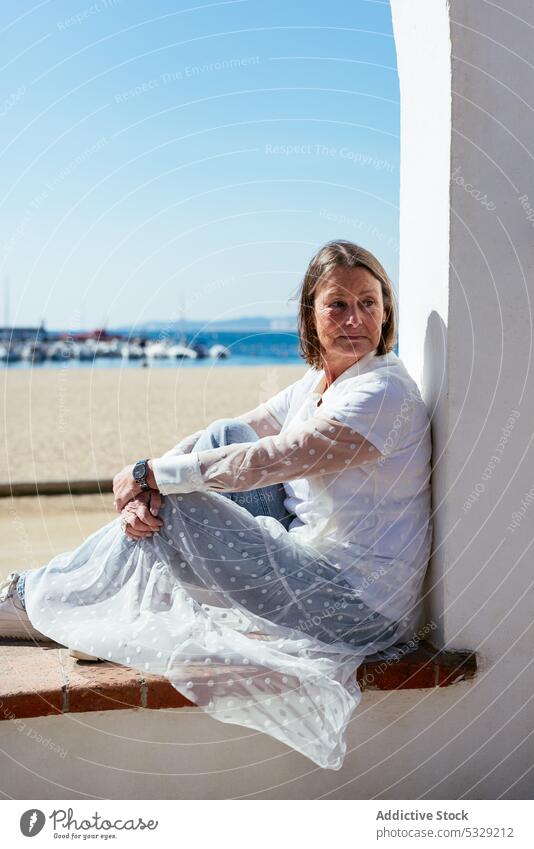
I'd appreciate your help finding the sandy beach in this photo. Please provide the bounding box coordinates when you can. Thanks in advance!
[1,364,306,578]
[1,364,306,483]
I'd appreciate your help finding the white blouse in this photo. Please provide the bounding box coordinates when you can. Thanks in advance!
[152,349,433,621]
[152,406,382,495]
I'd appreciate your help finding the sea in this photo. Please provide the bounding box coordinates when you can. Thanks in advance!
[6,330,305,369]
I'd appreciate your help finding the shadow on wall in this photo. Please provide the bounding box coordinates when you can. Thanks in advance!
[420,311,448,642]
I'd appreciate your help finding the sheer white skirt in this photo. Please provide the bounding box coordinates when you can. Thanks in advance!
[24,488,416,770]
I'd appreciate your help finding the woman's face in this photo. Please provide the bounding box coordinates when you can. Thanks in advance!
[313,266,386,370]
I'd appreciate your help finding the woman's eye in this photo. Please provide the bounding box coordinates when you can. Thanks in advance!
[328,299,376,308]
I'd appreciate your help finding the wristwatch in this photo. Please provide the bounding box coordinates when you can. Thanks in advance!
[132,459,151,492]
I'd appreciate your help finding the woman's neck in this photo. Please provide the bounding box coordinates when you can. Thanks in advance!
[321,358,355,390]
[320,348,377,391]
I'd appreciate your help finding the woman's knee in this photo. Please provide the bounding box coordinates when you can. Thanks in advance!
[204,418,257,447]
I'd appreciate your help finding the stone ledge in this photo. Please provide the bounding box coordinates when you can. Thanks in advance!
[0,479,113,498]
[0,640,477,722]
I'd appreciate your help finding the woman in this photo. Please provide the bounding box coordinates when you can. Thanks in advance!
[0,240,432,770]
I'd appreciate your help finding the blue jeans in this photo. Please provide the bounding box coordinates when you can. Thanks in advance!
[194,418,297,531]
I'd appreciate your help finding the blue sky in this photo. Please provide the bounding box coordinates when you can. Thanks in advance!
[0,0,399,331]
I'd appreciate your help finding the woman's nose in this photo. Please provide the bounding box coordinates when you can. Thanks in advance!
[345,308,363,326]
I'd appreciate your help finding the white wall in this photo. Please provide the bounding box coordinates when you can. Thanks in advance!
[390,0,453,641]
[3,678,531,800]
[391,0,534,797]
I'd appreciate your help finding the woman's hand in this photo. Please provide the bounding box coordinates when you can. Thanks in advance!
[113,461,159,512]
[120,490,163,540]
[113,464,140,512]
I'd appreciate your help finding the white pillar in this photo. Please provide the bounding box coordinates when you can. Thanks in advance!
[391,0,534,665]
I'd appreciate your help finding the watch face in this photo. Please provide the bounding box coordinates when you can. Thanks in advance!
[133,463,145,481]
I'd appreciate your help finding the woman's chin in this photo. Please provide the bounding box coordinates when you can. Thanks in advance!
[336,340,373,358]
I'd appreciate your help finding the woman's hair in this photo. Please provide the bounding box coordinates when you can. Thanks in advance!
[294,240,397,369]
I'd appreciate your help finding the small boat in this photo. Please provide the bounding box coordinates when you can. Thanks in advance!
[93,340,122,358]
[167,343,197,359]
[20,341,46,363]
[46,341,77,361]
[121,343,146,360]
[145,341,171,359]
[5,343,23,362]
[77,343,95,361]
[189,342,209,359]
[209,344,230,359]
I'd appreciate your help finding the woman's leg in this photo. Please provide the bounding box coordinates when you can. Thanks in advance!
[0,570,48,640]
[191,418,296,530]
[142,488,407,652]
[15,573,27,608]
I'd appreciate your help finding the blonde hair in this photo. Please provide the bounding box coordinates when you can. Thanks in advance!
[294,240,397,369]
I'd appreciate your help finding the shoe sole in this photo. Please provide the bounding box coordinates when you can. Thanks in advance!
[69,649,103,662]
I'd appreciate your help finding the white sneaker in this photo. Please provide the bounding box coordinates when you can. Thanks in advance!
[0,571,50,641]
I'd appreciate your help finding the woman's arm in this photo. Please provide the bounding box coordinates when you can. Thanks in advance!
[235,401,282,437]
[158,428,205,460]
[114,401,285,508]
[116,381,299,507]
[157,399,283,463]
[157,400,283,465]
[149,411,383,495]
